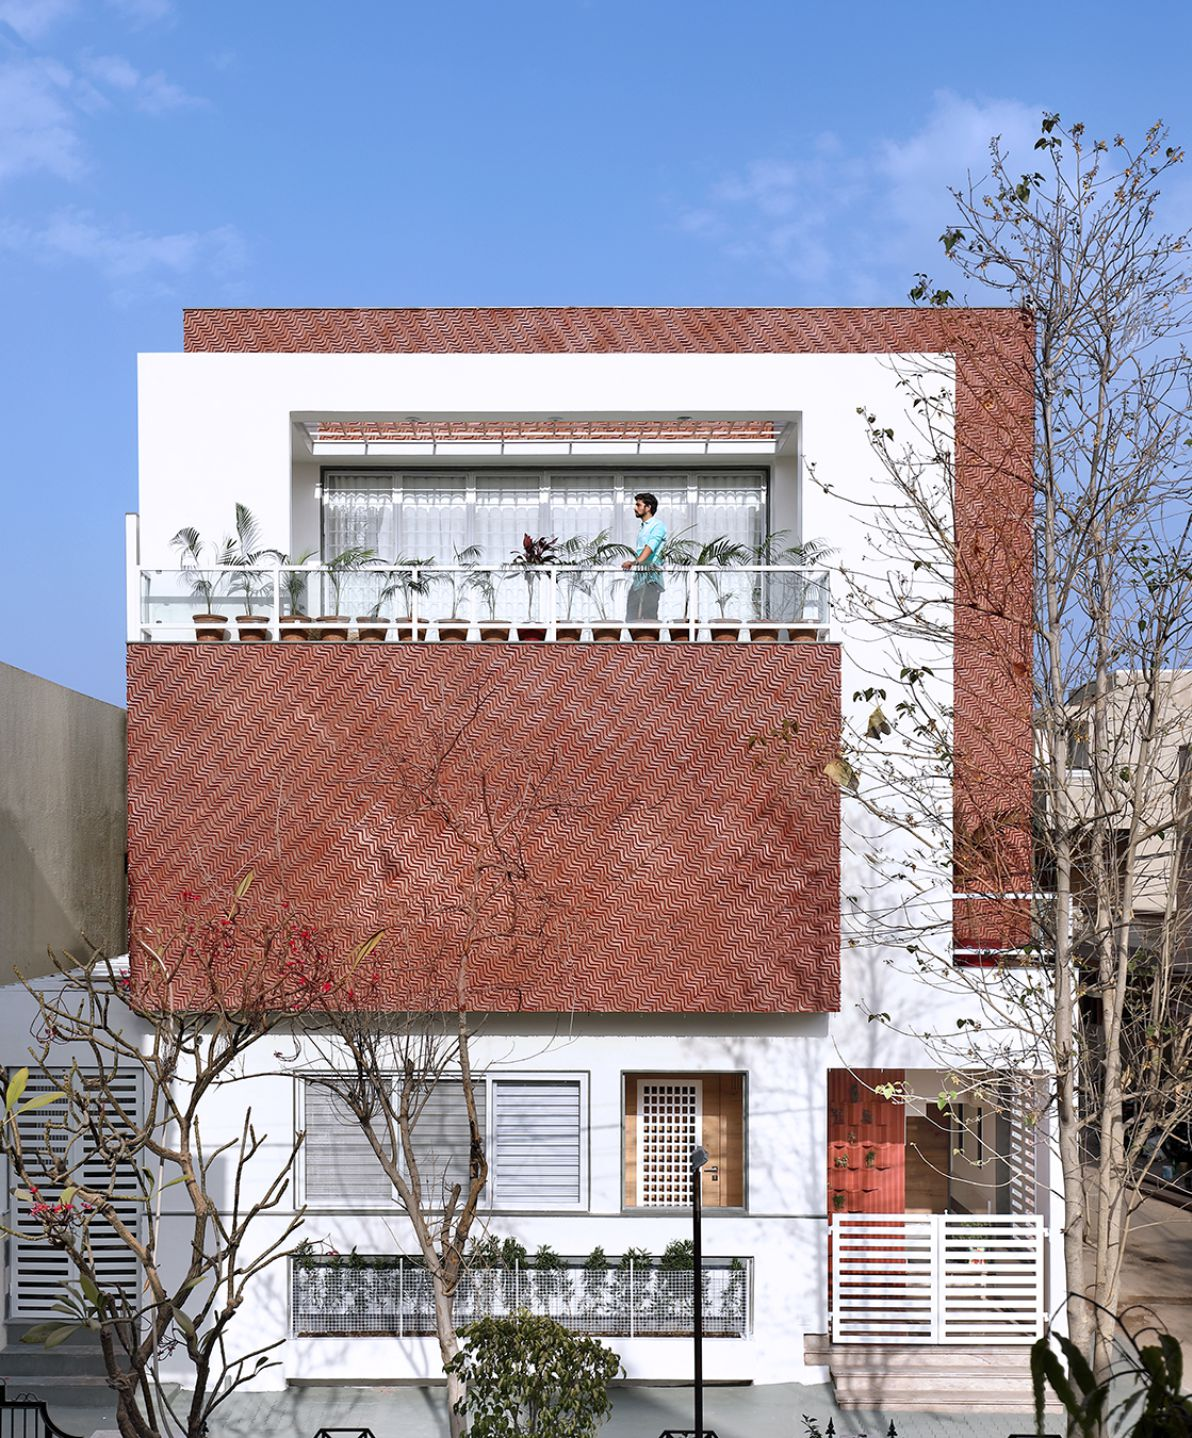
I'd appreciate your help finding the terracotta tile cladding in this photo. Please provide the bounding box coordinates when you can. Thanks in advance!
[174,306,1034,953]
[127,644,843,1014]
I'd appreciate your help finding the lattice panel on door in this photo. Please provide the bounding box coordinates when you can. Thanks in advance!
[9,1070,144,1319]
[637,1081,701,1207]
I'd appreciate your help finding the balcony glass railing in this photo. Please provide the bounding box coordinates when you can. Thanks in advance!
[130,564,831,642]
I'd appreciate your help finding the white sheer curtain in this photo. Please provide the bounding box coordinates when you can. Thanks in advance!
[321,469,766,563]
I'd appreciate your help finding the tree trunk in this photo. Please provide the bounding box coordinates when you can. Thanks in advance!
[432,1269,465,1438]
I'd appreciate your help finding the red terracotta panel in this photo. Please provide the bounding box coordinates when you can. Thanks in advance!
[127,643,842,1014]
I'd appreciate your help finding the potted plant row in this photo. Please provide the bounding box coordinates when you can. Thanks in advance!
[169,511,830,643]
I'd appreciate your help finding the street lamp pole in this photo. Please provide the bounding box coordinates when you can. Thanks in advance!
[691,1144,709,1438]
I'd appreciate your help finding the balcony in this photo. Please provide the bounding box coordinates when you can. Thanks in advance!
[290,1253,752,1339]
[128,560,831,644]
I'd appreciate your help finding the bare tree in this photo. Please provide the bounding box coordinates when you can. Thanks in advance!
[300,718,567,1438]
[821,115,1192,1378]
[0,880,353,1438]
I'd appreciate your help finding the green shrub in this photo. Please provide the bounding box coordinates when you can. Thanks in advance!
[447,1312,621,1438]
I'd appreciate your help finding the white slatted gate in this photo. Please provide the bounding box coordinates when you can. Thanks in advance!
[8,1070,144,1319]
[831,1214,1044,1344]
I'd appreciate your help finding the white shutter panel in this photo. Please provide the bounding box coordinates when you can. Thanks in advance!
[303,1084,393,1207]
[10,1070,143,1319]
[406,1080,487,1205]
[637,1080,702,1207]
[493,1081,581,1207]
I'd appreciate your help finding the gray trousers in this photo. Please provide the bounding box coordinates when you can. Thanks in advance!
[626,582,662,623]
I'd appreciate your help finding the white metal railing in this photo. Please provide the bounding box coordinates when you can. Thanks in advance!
[128,563,831,643]
[290,1256,751,1338]
[830,1214,1045,1345]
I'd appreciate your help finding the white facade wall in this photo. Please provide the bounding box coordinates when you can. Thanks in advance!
[47,345,1061,1388]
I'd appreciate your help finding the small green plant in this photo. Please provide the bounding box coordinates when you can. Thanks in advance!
[581,1246,609,1318]
[377,553,435,619]
[659,1239,694,1270]
[864,1150,878,1169]
[834,1153,849,1168]
[447,1312,621,1438]
[532,1243,571,1309]
[323,545,376,615]
[832,1192,846,1210]
[280,548,317,615]
[1031,1309,1192,1438]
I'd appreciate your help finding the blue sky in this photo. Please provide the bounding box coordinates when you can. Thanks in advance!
[2,0,1190,707]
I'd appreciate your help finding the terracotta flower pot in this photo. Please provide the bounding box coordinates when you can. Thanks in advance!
[235,615,269,642]
[389,617,417,642]
[554,623,584,642]
[746,622,782,642]
[708,620,742,641]
[786,624,820,643]
[590,622,624,643]
[516,624,549,642]
[314,615,350,640]
[354,615,390,642]
[629,623,663,642]
[192,613,228,642]
[478,622,512,643]
[436,619,470,642]
[279,614,311,641]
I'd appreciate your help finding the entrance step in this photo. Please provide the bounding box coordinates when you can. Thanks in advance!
[803,1332,1059,1413]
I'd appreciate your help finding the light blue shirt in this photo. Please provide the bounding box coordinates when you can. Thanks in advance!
[633,516,667,586]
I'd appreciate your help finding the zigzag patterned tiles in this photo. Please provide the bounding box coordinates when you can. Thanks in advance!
[127,644,841,1014]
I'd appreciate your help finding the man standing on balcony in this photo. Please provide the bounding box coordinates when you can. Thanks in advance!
[622,492,666,624]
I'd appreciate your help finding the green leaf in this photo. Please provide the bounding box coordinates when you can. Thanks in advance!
[15,1091,66,1116]
[6,1068,29,1111]
[172,1308,196,1338]
[80,1275,102,1307]
[44,1324,82,1349]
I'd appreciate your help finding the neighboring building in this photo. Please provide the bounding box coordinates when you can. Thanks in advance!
[0,662,126,980]
[3,307,1056,1405]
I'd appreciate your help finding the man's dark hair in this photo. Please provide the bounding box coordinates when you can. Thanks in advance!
[634,492,659,516]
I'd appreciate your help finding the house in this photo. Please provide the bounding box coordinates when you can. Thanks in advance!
[3,307,1059,1409]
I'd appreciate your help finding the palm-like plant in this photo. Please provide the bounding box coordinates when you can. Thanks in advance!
[374,554,435,619]
[322,546,376,615]
[556,530,635,620]
[280,548,317,616]
[224,503,281,616]
[749,531,833,624]
[436,544,482,618]
[665,533,751,620]
[170,525,226,613]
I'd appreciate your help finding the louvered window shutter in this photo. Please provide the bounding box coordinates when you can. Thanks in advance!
[9,1070,144,1318]
[303,1084,393,1207]
[637,1080,702,1207]
[492,1081,581,1207]
[404,1080,487,1205]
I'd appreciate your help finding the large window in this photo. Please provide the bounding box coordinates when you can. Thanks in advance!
[302,1075,586,1211]
[623,1073,745,1210]
[321,469,767,564]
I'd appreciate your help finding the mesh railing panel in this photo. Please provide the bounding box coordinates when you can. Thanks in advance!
[291,1259,751,1338]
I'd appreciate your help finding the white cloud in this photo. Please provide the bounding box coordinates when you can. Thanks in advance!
[0,0,77,42]
[80,51,203,112]
[0,55,85,181]
[0,208,247,301]
[677,90,1044,302]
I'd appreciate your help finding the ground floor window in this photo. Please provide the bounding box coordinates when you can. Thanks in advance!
[303,1075,586,1211]
[623,1072,744,1209]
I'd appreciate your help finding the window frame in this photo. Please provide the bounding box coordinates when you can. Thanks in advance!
[298,1071,589,1214]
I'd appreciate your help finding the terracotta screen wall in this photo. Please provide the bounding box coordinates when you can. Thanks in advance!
[127,643,841,1014]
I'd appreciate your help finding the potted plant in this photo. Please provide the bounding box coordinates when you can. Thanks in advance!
[435,544,482,641]
[556,530,634,642]
[375,555,434,642]
[356,554,435,642]
[278,548,317,640]
[511,533,559,640]
[224,503,280,641]
[170,524,231,641]
[465,564,512,643]
[665,533,748,641]
[315,546,375,640]
[748,533,833,641]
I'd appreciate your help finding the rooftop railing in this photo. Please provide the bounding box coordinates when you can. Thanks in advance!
[129,563,831,643]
